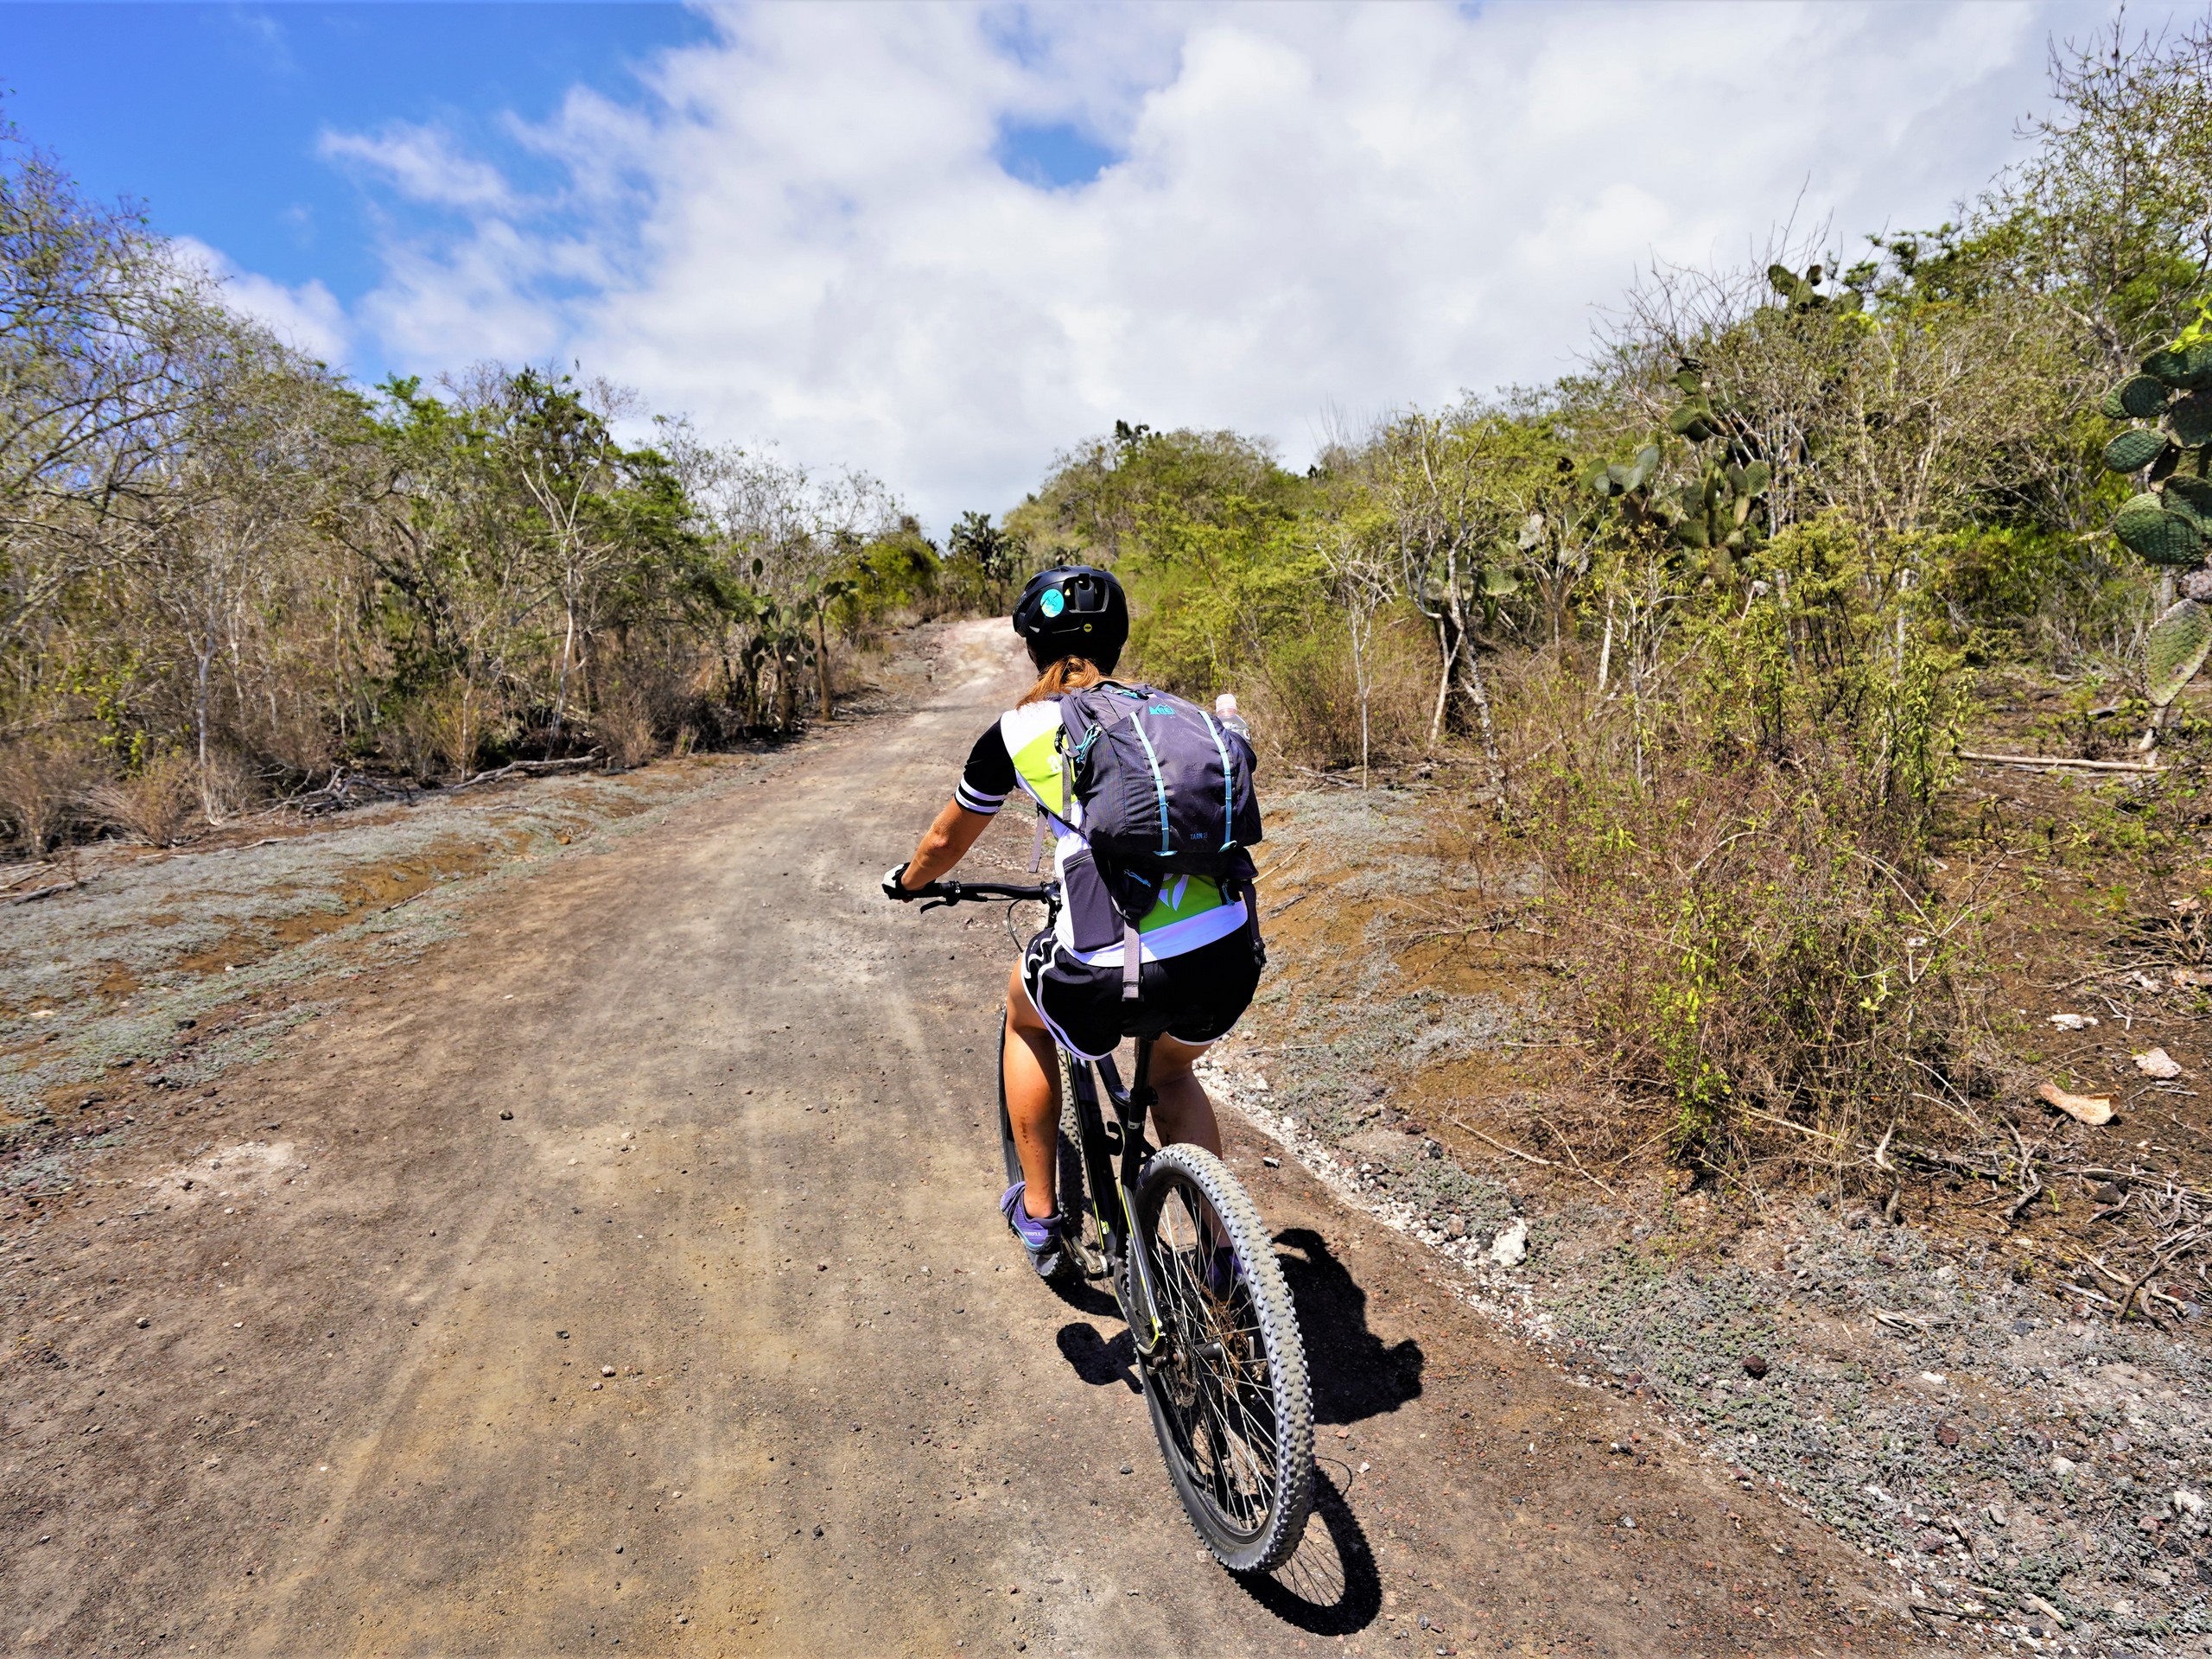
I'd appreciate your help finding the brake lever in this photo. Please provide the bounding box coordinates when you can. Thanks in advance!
[918,897,956,912]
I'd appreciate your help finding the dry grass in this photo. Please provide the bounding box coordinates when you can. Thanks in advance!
[83,751,201,848]
[0,738,102,855]
[1249,613,1437,773]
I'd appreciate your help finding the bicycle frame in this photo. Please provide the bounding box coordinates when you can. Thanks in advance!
[1065,1038,1169,1359]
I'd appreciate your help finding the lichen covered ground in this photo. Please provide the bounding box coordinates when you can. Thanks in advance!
[1205,783,2212,1654]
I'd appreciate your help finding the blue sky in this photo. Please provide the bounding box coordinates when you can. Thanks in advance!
[0,3,2165,526]
[2,4,715,376]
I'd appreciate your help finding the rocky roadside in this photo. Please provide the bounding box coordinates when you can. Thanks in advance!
[1199,783,2212,1656]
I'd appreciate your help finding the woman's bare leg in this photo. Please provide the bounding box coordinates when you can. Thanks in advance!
[1003,963,1062,1218]
[1147,1034,1224,1157]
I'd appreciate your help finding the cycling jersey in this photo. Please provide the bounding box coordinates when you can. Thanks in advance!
[952,696,1260,1060]
[982,699,1249,970]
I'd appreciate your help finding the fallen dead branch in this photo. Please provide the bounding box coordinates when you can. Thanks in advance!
[1445,1114,1553,1168]
[1526,1113,1618,1197]
[6,877,86,906]
[2112,1223,2208,1326]
[447,753,605,793]
[284,766,420,816]
[1956,749,2163,773]
[1290,765,1366,790]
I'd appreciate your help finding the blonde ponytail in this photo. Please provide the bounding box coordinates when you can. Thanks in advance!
[1019,656,1104,707]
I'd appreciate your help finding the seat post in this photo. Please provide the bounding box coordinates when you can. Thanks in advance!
[1121,1035,1157,1192]
[1127,1034,1156,1114]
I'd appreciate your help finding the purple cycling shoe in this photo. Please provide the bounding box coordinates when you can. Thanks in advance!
[999,1181,1072,1281]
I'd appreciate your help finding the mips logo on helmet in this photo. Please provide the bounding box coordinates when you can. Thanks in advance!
[1040,589,1065,618]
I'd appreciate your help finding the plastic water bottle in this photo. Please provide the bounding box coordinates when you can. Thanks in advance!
[1214,692,1251,742]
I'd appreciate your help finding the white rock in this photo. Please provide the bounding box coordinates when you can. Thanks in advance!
[1490,1217,1529,1268]
[2133,1047,2183,1079]
[2175,1489,2205,1517]
[2051,1455,2078,1476]
[2047,1012,2098,1030]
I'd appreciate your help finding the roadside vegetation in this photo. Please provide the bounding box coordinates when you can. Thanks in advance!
[0,114,1034,854]
[999,22,2212,1294]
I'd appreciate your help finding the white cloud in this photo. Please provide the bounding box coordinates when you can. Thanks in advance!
[319,121,518,210]
[332,0,2151,529]
[173,236,351,365]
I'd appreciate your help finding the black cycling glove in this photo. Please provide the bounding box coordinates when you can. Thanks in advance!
[882,863,917,902]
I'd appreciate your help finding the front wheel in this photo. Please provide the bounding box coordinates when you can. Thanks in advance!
[1130,1144,1314,1573]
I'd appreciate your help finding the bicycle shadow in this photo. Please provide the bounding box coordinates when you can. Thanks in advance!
[1053,1319,1142,1393]
[1273,1228,1424,1424]
[1235,1464,1381,1634]
[1047,1230,1397,1638]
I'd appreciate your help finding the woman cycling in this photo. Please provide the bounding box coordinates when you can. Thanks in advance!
[881,567,1262,1280]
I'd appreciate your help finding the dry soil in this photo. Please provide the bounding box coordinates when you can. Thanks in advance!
[2,622,1932,1656]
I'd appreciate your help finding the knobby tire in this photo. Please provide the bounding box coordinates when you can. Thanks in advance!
[1131,1143,1315,1573]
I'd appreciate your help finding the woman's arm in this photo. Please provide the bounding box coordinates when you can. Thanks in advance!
[897,799,994,890]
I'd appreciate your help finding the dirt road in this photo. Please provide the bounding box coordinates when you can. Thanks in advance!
[3,622,1928,1656]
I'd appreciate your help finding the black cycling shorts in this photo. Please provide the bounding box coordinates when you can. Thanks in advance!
[1021,924,1262,1061]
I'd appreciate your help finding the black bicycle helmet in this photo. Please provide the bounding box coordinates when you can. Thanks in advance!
[1011,565,1127,672]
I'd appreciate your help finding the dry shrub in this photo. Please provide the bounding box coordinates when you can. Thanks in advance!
[0,738,102,855]
[384,686,479,782]
[1493,608,1988,1184]
[83,750,200,846]
[1252,613,1435,770]
[591,655,678,769]
[196,748,259,823]
[598,704,656,770]
[231,690,338,781]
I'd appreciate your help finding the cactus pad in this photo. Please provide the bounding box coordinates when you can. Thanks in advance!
[2103,375,2173,420]
[2145,599,2212,707]
[2167,391,2212,448]
[2164,475,2212,526]
[1669,399,1713,437]
[2115,494,2207,565]
[2143,340,2212,391]
[2103,429,2173,474]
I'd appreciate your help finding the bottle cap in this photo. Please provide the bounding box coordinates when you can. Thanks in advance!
[1214,692,1240,718]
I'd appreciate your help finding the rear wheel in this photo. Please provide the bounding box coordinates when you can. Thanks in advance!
[1130,1143,1313,1573]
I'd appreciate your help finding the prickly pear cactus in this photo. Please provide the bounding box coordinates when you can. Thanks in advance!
[1764,263,1866,317]
[2102,324,2212,713]
[1581,362,1777,576]
[1657,361,1771,570]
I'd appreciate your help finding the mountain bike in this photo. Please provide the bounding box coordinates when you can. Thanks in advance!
[910,875,1315,1573]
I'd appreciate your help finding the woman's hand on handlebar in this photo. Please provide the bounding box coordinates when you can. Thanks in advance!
[881,863,918,902]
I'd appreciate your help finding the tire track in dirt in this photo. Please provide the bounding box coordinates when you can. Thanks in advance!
[3,620,1931,1656]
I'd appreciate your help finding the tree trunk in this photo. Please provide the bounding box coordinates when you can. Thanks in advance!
[1427,617,1452,746]
[550,601,577,742]
[814,606,834,720]
[1348,601,1373,790]
[194,631,214,821]
[1439,560,1505,801]
[1597,587,1616,694]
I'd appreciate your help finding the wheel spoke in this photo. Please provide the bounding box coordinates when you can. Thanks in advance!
[1140,1168,1287,1542]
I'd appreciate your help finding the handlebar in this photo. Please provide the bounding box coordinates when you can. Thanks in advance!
[910,877,1057,909]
